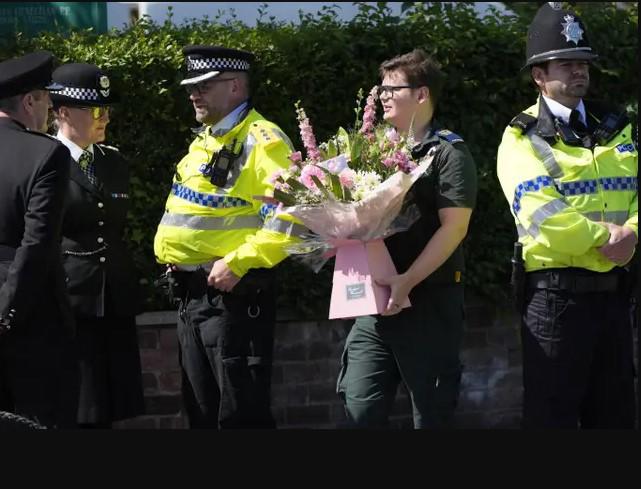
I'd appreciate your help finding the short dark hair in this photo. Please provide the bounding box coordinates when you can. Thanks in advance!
[0,94,20,113]
[379,49,445,106]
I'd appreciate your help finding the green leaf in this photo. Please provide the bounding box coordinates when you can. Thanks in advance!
[310,175,332,200]
[285,177,309,193]
[317,166,344,200]
[337,127,351,155]
[273,188,297,206]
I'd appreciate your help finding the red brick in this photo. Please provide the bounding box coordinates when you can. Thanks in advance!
[141,349,179,371]
[159,329,179,352]
[138,330,158,350]
[159,415,187,429]
[144,395,183,415]
[271,384,307,407]
[158,371,182,393]
[142,372,158,393]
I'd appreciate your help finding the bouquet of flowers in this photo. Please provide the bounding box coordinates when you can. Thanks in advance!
[268,87,436,319]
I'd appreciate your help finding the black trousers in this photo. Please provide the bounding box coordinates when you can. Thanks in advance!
[176,269,276,429]
[0,306,79,429]
[521,274,636,429]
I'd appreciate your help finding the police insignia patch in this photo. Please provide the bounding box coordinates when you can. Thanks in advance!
[560,14,584,45]
[99,75,110,97]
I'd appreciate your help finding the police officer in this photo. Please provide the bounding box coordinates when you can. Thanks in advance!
[153,46,305,429]
[336,49,477,428]
[497,3,637,428]
[0,51,79,428]
[50,63,145,428]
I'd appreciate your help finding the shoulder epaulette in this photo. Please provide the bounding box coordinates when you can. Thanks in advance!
[250,121,292,148]
[509,113,537,134]
[25,129,59,142]
[436,129,464,144]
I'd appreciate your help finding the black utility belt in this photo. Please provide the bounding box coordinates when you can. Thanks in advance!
[526,269,621,293]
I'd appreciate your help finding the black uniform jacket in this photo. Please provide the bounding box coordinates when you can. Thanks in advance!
[61,143,141,318]
[0,117,73,331]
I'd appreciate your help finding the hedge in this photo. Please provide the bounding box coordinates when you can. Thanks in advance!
[1,2,637,317]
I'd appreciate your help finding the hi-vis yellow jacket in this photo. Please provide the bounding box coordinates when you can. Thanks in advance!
[497,98,637,272]
[154,108,305,277]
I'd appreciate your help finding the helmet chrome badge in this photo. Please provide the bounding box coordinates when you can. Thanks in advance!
[561,15,584,45]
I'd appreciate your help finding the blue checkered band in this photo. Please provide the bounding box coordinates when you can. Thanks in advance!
[259,203,278,222]
[599,177,637,191]
[170,183,250,208]
[513,176,636,215]
[512,175,556,214]
[556,179,598,196]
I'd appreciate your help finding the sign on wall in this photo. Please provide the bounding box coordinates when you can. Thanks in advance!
[0,2,107,38]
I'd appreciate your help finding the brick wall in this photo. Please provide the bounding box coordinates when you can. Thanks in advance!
[114,294,638,429]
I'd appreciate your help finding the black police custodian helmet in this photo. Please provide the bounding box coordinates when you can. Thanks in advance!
[180,45,255,85]
[50,63,119,108]
[525,2,598,68]
[0,50,63,98]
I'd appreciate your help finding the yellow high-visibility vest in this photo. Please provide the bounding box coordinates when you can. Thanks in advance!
[154,108,305,277]
[497,99,638,272]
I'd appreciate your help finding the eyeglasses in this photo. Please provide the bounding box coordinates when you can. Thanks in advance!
[378,85,419,98]
[184,77,236,95]
[76,106,112,120]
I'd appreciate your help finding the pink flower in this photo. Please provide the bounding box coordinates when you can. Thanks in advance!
[299,164,326,192]
[296,106,321,163]
[289,151,302,164]
[359,86,379,136]
[338,168,356,189]
[385,127,400,144]
[382,157,395,168]
[269,169,284,185]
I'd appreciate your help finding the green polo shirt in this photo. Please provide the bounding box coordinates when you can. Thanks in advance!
[384,122,477,298]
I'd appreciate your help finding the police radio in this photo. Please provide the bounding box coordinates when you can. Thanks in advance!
[592,112,628,146]
[208,139,244,188]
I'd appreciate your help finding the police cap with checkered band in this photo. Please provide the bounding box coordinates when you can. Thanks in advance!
[524,2,598,68]
[181,45,254,86]
[49,63,119,108]
[0,50,63,98]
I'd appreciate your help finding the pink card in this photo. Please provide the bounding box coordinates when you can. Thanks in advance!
[328,239,411,319]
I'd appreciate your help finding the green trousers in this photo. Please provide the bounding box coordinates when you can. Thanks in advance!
[336,285,465,428]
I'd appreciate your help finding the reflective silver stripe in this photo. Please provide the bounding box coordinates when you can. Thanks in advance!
[583,210,629,225]
[523,198,568,238]
[516,224,528,238]
[159,213,262,230]
[526,129,564,179]
[271,127,295,151]
[262,217,309,238]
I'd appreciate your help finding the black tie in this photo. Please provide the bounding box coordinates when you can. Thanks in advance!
[569,109,588,136]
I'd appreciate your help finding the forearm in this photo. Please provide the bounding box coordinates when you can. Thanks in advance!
[403,222,468,290]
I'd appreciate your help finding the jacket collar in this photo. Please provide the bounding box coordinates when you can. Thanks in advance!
[410,119,440,159]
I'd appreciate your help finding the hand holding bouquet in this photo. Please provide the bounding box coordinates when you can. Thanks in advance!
[268,87,436,319]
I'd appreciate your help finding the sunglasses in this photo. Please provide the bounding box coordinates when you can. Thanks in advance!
[184,77,236,95]
[75,106,112,120]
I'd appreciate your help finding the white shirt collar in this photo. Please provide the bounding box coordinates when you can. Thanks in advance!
[209,100,249,137]
[542,95,587,126]
[56,131,94,162]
